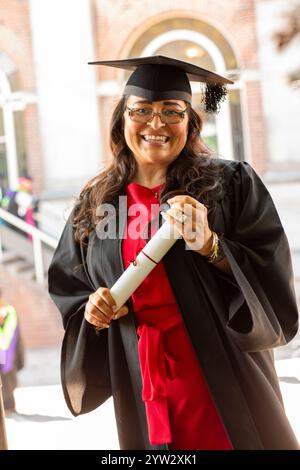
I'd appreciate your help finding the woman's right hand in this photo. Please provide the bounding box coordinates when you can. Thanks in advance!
[84,287,129,329]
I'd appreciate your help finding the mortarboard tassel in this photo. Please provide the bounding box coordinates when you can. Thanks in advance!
[202,83,228,113]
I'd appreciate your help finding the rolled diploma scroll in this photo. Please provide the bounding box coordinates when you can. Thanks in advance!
[110,220,182,310]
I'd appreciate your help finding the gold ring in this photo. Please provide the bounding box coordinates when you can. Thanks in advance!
[178,213,187,224]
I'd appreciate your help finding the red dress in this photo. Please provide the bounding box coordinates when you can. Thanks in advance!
[122,182,233,450]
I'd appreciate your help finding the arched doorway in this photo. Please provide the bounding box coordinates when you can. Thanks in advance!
[126,17,245,162]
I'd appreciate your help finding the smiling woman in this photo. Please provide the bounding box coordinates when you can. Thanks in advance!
[48,56,299,451]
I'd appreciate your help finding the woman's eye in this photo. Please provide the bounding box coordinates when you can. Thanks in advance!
[163,110,179,116]
[135,108,151,115]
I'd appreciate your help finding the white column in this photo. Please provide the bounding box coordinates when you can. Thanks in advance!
[29,0,101,190]
[2,105,18,188]
[0,71,19,189]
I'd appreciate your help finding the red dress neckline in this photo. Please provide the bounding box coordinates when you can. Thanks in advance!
[127,182,165,192]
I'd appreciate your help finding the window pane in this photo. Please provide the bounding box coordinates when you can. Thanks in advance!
[0,108,4,136]
[229,90,245,161]
[155,40,215,70]
[192,94,218,152]
[0,142,8,196]
[14,110,27,176]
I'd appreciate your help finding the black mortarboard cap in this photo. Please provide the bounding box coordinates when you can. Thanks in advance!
[88,55,234,113]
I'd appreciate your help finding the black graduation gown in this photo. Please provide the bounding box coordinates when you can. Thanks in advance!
[48,159,299,450]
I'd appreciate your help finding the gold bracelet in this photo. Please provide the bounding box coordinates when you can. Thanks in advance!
[203,231,218,258]
[205,232,225,264]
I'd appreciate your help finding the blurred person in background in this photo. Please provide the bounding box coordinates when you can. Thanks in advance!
[49,56,299,450]
[0,289,24,415]
[1,176,38,237]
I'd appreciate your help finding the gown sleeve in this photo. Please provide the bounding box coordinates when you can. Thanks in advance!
[48,214,111,416]
[213,161,299,352]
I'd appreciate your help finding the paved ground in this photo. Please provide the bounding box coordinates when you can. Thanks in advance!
[5,385,119,450]
[4,357,299,450]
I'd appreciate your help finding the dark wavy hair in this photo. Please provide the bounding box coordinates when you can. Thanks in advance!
[72,95,226,244]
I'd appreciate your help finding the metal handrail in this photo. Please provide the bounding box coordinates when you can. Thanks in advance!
[0,208,58,284]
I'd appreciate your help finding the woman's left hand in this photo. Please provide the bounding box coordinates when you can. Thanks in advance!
[161,195,213,255]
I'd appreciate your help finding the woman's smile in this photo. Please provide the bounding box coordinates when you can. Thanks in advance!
[140,134,171,146]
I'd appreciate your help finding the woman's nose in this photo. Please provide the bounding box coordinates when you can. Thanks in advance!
[147,114,166,130]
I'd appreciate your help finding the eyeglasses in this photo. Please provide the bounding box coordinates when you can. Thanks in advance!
[126,106,188,125]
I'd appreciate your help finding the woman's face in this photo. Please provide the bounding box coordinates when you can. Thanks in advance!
[123,95,189,168]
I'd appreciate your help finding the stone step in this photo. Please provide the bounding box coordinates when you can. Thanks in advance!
[1,251,36,281]
[1,251,24,264]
